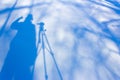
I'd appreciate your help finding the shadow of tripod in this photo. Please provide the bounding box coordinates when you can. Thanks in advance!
[37,22,63,80]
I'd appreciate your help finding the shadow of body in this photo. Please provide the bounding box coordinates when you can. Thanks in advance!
[0,14,37,80]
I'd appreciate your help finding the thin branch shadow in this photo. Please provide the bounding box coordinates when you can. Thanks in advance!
[0,0,18,37]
